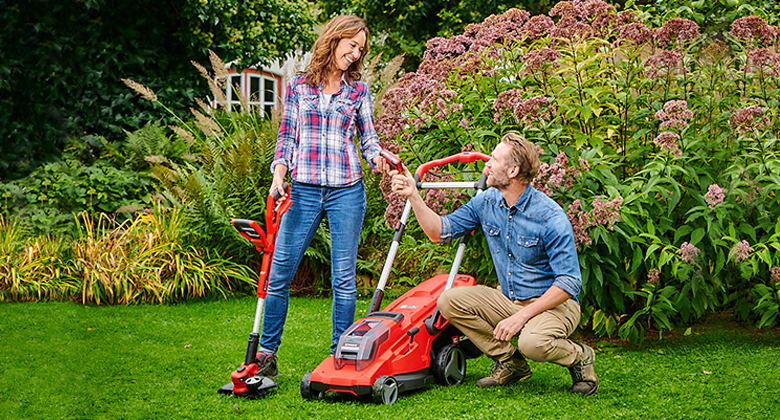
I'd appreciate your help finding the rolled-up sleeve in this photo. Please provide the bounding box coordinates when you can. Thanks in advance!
[271,80,298,172]
[544,211,582,299]
[439,195,482,244]
[552,275,581,300]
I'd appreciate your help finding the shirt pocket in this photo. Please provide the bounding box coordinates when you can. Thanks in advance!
[516,235,542,265]
[299,94,318,112]
[334,98,356,118]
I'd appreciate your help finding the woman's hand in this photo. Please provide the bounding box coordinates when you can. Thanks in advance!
[373,155,390,174]
[270,164,289,202]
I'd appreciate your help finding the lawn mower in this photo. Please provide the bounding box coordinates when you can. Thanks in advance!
[218,183,292,399]
[301,152,491,404]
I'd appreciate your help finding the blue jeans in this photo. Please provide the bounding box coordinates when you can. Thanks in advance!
[260,180,366,354]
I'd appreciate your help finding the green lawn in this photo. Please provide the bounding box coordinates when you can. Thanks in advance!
[2,297,779,419]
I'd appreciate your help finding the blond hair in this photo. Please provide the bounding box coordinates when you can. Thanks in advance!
[501,133,541,184]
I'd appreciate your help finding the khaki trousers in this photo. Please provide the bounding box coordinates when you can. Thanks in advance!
[438,285,583,367]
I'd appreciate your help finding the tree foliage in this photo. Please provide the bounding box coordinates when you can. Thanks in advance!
[0,0,316,179]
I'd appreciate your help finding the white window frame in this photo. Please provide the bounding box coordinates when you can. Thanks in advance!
[216,71,279,116]
[246,73,279,117]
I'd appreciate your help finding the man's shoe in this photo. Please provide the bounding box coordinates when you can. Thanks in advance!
[569,343,598,396]
[476,352,532,388]
[255,352,279,378]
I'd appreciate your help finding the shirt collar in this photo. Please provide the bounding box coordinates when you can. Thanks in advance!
[511,184,534,212]
[318,74,348,95]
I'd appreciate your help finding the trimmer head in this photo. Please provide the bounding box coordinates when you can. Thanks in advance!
[218,375,279,399]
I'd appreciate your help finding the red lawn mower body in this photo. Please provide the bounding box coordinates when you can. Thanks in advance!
[301,152,491,404]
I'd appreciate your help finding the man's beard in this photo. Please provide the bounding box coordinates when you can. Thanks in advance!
[488,171,510,189]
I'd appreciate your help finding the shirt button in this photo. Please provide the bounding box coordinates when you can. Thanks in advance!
[508,253,513,258]
[505,235,509,239]
[509,215,513,219]
[508,272,512,276]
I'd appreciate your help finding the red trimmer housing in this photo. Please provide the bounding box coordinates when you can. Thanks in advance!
[218,183,292,399]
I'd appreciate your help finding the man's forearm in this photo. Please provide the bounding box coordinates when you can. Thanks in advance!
[408,192,443,242]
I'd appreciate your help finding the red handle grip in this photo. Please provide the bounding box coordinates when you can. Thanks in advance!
[380,149,403,173]
[415,152,491,179]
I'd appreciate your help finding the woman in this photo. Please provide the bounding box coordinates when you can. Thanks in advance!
[256,15,390,378]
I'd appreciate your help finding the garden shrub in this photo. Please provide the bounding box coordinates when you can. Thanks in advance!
[0,134,155,235]
[0,205,254,304]
[375,1,780,341]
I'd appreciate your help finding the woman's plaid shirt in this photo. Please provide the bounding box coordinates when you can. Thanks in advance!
[272,74,381,187]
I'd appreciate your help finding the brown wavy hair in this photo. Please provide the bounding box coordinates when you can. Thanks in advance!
[303,15,369,87]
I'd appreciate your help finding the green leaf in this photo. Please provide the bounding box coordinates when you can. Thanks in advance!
[690,228,705,247]
[714,249,725,276]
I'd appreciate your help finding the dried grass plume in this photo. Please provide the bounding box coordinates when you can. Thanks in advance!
[122,78,158,102]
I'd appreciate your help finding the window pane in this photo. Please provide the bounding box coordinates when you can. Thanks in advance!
[230,75,242,100]
[250,76,261,102]
[264,79,275,103]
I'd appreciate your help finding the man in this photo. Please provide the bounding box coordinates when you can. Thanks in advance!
[390,133,598,395]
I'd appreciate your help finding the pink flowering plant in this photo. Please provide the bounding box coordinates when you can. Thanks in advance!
[375,2,780,341]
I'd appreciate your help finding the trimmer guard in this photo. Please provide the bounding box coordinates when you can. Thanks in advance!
[218,375,279,399]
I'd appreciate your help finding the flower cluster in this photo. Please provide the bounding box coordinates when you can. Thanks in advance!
[617,22,652,45]
[548,0,615,40]
[566,199,592,247]
[492,92,554,126]
[729,105,770,135]
[376,69,465,141]
[533,151,582,196]
[520,15,556,42]
[647,268,661,285]
[564,196,623,248]
[462,8,530,53]
[652,132,682,157]
[730,16,777,47]
[655,100,694,131]
[678,242,701,265]
[590,196,623,229]
[771,267,780,284]
[423,35,473,62]
[643,49,688,79]
[704,184,727,208]
[730,240,751,263]
[654,17,700,48]
[522,47,562,76]
[743,48,780,77]
[549,2,587,41]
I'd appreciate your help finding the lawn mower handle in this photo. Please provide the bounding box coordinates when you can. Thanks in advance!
[414,152,490,181]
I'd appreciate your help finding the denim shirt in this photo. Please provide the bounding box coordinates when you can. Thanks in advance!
[440,185,582,302]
